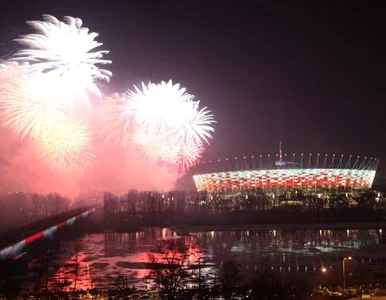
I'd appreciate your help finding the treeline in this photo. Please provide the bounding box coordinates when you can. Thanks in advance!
[104,189,386,225]
[0,192,70,232]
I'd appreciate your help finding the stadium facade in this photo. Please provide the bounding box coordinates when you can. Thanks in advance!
[193,144,379,195]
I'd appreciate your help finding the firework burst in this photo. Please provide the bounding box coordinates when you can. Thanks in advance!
[0,63,68,139]
[177,100,216,146]
[11,14,112,101]
[180,142,204,169]
[0,13,217,190]
[38,116,94,173]
[107,80,216,169]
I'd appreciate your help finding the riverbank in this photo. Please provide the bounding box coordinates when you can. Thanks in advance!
[184,221,386,233]
[99,208,386,233]
[94,220,386,234]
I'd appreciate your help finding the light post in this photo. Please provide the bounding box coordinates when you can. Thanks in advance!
[343,256,352,291]
[321,266,328,287]
[314,267,328,300]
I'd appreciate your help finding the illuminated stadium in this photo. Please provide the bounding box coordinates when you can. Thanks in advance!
[192,144,379,195]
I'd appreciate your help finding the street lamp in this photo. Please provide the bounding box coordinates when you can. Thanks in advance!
[321,267,327,274]
[343,256,352,291]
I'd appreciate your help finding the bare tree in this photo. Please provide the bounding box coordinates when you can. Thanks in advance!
[218,260,240,299]
[147,239,189,298]
[114,273,126,290]
[191,249,217,299]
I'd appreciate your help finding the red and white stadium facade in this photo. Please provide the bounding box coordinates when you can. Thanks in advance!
[193,153,378,193]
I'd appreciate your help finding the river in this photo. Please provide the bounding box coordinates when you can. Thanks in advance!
[21,226,386,292]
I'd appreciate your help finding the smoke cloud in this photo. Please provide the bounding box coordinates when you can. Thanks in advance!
[0,115,182,197]
[0,15,214,198]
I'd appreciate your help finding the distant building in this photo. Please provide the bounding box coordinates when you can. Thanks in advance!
[192,143,379,196]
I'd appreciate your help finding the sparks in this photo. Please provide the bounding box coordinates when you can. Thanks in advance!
[11,14,112,101]
[0,63,68,139]
[38,116,94,173]
[105,80,216,169]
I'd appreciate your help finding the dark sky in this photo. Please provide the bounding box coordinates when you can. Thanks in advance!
[1,1,386,185]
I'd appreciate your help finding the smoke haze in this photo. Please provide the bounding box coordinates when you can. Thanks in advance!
[0,94,184,198]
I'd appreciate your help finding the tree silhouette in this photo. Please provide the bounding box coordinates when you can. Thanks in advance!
[147,239,189,298]
[218,260,240,299]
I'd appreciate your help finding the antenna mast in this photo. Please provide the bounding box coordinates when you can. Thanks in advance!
[279,141,283,162]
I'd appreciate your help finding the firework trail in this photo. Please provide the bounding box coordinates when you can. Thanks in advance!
[11,14,112,102]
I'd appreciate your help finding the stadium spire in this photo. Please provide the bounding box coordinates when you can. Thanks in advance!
[279,141,283,162]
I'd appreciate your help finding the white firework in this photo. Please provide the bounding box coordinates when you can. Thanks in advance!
[112,80,216,168]
[0,62,67,139]
[11,14,112,100]
[39,116,94,173]
[177,100,215,146]
[128,80,195,132]
[180,141,204,170]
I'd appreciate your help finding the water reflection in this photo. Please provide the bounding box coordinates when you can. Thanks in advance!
[41,227,386,291]
[196,228,380,256]
[48,251,95,292]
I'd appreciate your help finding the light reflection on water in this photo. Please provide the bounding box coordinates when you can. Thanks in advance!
[42,227,386,291]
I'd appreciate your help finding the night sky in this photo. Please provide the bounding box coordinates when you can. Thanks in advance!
[1,1,386,187]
